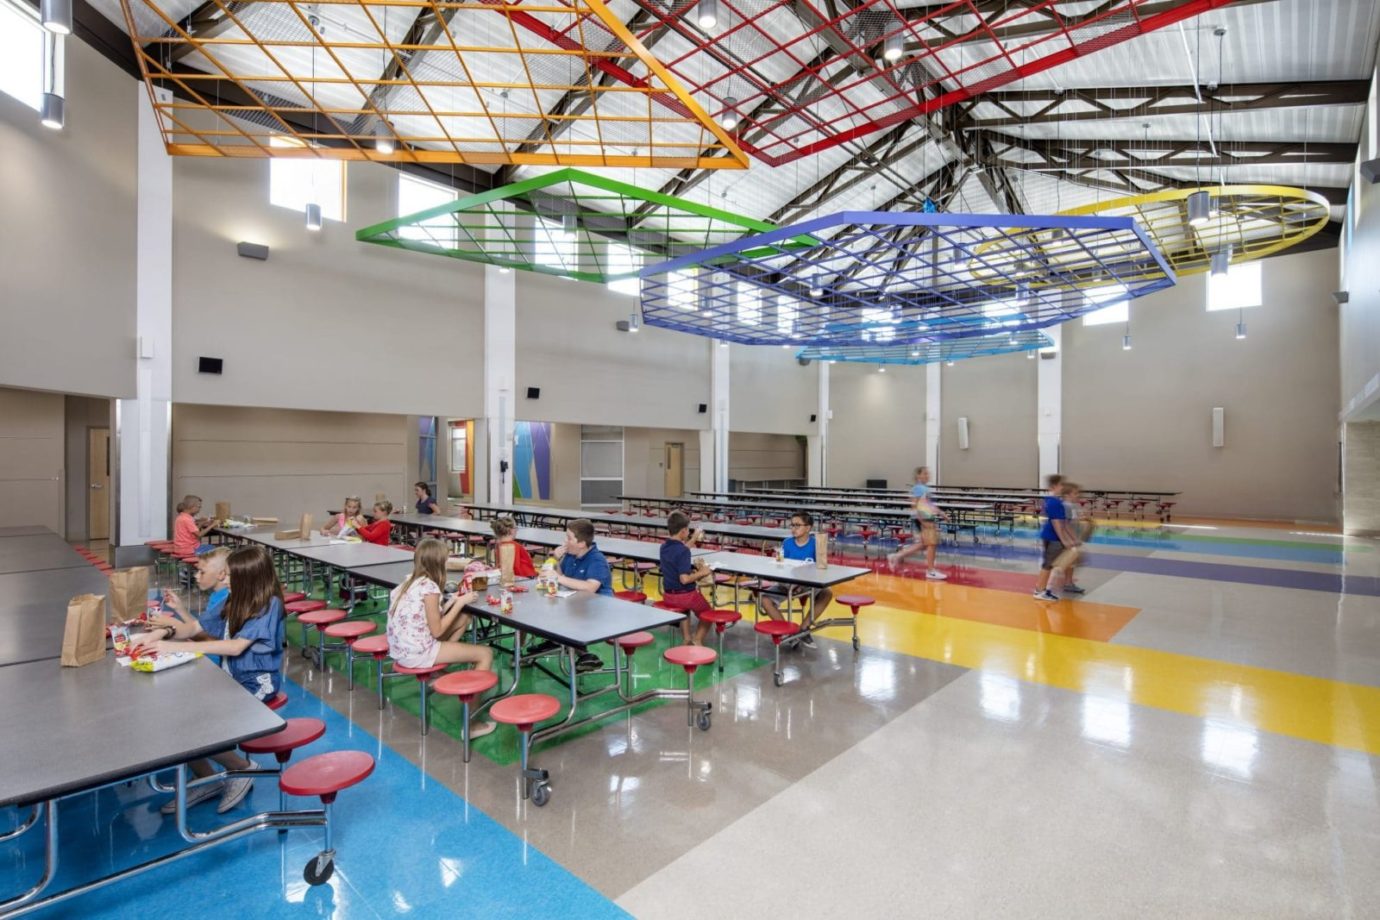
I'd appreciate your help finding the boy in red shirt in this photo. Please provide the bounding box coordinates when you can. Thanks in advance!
[356,500,393,545]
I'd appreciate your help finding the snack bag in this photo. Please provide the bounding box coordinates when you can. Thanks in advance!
[131,650,202,673]
[461,560,490,594]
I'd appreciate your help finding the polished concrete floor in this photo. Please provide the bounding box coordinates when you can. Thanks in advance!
[8,521,1380,918]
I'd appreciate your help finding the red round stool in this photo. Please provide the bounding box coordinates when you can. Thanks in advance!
[286,598,327,616]
[282,591,307,605]
[490,694,561,806]
[279,750,376,886]
[699,609,742,672]
[323,620,378,691]
[351,635,392,710]
[393,664,448,735]
[663,645,716,730]
[614,590,647,604]
[834,594,874,652]
[241,717,326,810]
[434,670,499,762]
[297,608,347,668]
[754,619,801,687]
[265,692,290,711]
[607,631,654,689]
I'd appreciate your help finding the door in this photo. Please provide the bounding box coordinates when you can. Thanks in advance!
[87,427,110,541]
[664,442,684,498]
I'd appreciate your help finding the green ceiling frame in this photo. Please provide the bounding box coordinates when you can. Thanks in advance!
[356,168,798,284]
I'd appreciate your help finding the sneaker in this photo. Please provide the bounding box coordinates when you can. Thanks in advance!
[468,720,497,739]
[1035,590,1060,602]
[160,781,221,815]
[1062,583,1086,594]
[885,553,901,569]
[575,652,604,673]
[527,639,561,656]
[216,775,254,814]
[799,633,817,648]
[925,570,948,581]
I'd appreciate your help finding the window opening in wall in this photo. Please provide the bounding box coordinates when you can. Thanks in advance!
[1082,285,1130,326]
[579,425,624,509]
[398,173,457,245]
[0,0,43,111]
[269,136,345,222]
[607,242,642,296]
[737,282,761,325]
[1206,260,1262,311]
[776,295,797,336]
[534,216,577,272]
[418,417,437,500]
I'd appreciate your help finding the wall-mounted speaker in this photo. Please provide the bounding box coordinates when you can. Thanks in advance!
[526,387,541,399]
[797,357,811,366]
[1211,407,1224,448]
[957,416,970,450]
[697,403,708,414]
[809,413,817,423]
[197,357,223,375]
[236,241,269,261]
[1333,291,1350,304]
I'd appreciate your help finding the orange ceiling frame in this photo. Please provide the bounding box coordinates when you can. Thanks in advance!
[117,0,750,169]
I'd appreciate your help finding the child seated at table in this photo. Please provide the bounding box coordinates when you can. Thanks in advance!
[492,516,537,582]
[322,496,364,537]
[172,494,218,556]
[759,511,832,648]
[659,511,714,646]
[356,500,393,545]
[155,547,231,626]
[139,544,285,815]
[386,538,495,737]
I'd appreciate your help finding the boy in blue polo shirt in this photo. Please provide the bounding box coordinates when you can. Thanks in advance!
[760,511,833,648]
[553,518,613,672]
[1034,474,1075,601]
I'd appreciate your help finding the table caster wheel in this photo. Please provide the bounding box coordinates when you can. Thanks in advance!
[852,637,860,651]
[696,711,711,731]
[531,782,551,807]
[773,672,783,687]
[304,851,335,886]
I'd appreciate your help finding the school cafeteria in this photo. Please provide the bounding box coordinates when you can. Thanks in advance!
[2,0,1380,915]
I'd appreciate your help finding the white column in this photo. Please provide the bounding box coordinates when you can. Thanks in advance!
[484,265,516,506]
[925,363,941,483]
[807,361,829,486]
[710,340,730,491]
[698,429,715,493]
[116,91,173,546]
[1036,325,1062,486]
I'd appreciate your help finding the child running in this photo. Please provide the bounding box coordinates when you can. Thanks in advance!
[1033,474,1076,601]
[886,466,948,580]
[386,538,495,737]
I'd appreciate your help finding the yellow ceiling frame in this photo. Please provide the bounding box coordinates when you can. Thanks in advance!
[118,0,750,169]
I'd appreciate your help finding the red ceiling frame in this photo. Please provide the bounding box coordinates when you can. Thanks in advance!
[520,0,1245,166]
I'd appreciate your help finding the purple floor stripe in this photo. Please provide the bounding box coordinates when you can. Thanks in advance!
[1081,552,1380,597]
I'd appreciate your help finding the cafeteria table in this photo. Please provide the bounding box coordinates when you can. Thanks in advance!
[0,566,115,668]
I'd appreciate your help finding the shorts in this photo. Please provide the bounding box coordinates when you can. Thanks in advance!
[913,519,939,547]
[1040,540,1065,570]
[659,590,711,616]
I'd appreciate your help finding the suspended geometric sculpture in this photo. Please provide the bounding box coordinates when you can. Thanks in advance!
[356,168,784,282]
[639,211,1175,346]
[799,329,1055,366]
[117,0,748,169]
[568,0,1243,165]
[1055,186,1332,277]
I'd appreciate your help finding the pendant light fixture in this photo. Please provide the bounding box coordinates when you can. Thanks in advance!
[721,97,739,131]
[305,203,323,232]
[1234,320,1247,340]
[1210,243,1232,277]
[628,313,640,333]
[40,32,64,130]
[1122,333,1133,351]
[882,28,904,62]
[808,273,824,298]
[375,119,395,155]
[1186,189,1211,227]
[697,0,718,30]
[40,0,71,34]
[40,93,65,130]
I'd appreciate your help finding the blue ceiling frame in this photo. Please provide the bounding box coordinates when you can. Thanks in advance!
[798,329,1055,365]
[638,210,1177,346]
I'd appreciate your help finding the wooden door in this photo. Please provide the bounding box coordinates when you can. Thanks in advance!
[88,427,110,541]
[664,442,684,498]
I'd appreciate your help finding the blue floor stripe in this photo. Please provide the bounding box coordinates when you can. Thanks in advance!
[4,677,627,919]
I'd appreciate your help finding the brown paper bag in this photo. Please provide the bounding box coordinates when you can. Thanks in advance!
[215,501,231,521]
[108,567,149,623]
[61,593,108,667]
[251,516,279,526]
[815,532,829,569]
[1053,545,1081,571]
[298,513,314,538]
[273,529,302,540]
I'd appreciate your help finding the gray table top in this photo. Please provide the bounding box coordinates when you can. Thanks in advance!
[623,494,995,519]
[0,544,91,575]
[391,516,713,564]
[218,526,334,549]
[346,560,418,588]
[0,656,284,807]
[293,542,417,567]
[0,566,117,668]
[701,551,870,589]
[0,525,57,537]
[467,584,682,647]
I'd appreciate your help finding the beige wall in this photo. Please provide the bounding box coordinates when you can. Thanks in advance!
[63,395,112,541]
[729,431,804,484]
[940,351,1038,487]
[0,39,137,399]
[515,273,709,430]
[0,387,65,533]
[826,363,926,489]
[1343,422,1380,535]
[729,345,816,435]
[172,404,409,524]
[170,157,485,418]
[627,427,702,499]
[1340,71,1380,422]
[1063,247,1340,522]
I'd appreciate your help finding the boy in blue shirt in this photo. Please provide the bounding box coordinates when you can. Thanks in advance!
[760,511,833,648]
[1034,474,1076,601]
[553,519,613,671]
[659,510,714,645]
[886,466,948,580]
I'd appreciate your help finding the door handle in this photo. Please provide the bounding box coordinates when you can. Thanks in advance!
[90,483,103,490]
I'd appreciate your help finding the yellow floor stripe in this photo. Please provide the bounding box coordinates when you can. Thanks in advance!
[816,603,1380,755]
